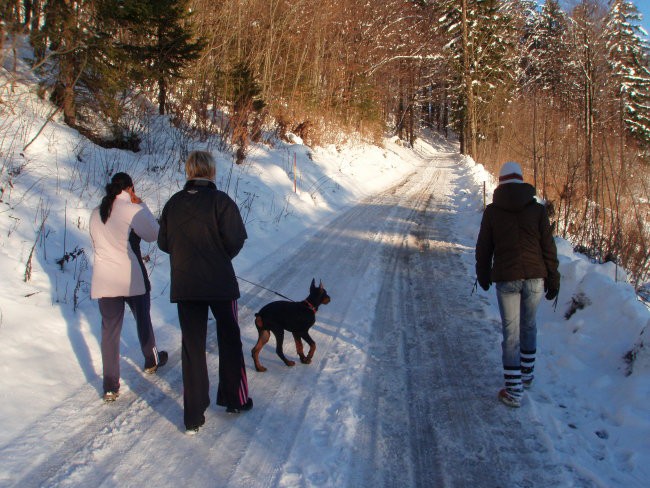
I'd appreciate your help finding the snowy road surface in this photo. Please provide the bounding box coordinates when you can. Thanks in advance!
[2,149,575,487]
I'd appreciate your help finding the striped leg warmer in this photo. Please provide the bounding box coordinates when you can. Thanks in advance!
[521,349,536,387]
[503,367,523,401]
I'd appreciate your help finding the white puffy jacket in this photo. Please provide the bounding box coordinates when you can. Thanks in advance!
[89,191,159,299]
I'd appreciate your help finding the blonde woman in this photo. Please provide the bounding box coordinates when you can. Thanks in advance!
[158,151,252,434]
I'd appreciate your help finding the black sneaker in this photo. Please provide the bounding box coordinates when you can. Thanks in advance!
[144,350,168,374]
[226,398,253,413]
[185,416,205,435]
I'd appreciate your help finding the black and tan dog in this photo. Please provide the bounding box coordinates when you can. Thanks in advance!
[251,279,331,372]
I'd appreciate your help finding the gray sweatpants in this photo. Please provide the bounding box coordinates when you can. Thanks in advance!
[98,293,158,393]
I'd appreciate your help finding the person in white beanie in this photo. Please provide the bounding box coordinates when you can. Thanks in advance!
[475,161,560,407]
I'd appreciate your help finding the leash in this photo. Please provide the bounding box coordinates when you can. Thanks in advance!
[236,276,295,302]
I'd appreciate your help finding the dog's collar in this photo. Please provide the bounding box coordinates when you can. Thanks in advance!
[303,300,317,314]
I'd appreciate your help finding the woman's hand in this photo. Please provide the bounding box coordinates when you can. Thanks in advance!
[127,186,142,204]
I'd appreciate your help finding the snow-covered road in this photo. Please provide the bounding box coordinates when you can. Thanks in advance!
[3,147,576,487]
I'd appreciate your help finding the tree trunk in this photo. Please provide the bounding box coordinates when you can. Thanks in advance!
[24,0,33,27]
[60,4,77,127]
[158,77,166,115]
[584,39,594,203]
[30,0,41,33]
[461,0,476,157]
[532,89,538,189]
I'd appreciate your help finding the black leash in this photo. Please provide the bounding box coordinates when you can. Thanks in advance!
[236,276,295,302]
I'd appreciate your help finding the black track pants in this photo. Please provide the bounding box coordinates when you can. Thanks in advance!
[177,300,250,429]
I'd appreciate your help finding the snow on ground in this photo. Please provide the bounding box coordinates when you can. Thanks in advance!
[1,46,649,487]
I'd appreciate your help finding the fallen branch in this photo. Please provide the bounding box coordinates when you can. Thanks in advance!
[22,106,61,153]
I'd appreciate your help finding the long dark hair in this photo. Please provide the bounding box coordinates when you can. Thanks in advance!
[99,172,133,223]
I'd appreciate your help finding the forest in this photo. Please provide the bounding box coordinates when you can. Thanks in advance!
[1,0,649,286]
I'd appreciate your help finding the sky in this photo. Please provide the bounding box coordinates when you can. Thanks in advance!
[555,1,650,36]
[636,0,650,36]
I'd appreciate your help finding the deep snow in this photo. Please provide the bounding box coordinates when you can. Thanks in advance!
[0,45,649,487]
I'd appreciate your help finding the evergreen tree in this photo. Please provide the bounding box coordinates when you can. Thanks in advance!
[525,0,571,98]
[137,0,203,115]
[604,0,650,144]
[433,0,520,156]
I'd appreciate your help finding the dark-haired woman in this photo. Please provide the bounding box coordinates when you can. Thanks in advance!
[89,172,167,402]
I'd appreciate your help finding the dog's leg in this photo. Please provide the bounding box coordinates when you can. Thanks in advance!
[272,329,295,367]
[292,332,307,363]
[301,331,316,364]
[251,315,270,372]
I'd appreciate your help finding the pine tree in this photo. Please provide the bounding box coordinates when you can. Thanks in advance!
[433,0,520,156]
[141,0,204,115]
[525,0,571,98]
[604,0,650,145]
[95,0,203,115]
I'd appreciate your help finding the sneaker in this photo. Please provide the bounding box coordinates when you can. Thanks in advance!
[226,398,253,413]
[185,416,205,435]
[498,388,521,408]
[522,377,534,389]
[144,350,168,374]
[103,391,119,402]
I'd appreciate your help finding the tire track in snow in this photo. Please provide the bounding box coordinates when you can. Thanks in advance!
[221,168,436,487]
[222,161,448,487]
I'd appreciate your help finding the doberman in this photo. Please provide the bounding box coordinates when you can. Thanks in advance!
[251,279,331,372]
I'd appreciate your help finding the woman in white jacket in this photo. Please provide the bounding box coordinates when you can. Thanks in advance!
[89,172,167,402]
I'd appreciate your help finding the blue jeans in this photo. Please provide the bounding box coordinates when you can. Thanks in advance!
[496,279,544,369]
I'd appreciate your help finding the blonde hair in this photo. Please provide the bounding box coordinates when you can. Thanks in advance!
[185,151,216,180]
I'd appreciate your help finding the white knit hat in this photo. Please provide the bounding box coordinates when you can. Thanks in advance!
[498,161,524,185]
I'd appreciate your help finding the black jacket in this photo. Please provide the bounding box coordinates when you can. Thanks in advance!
[158,179,247,302]
[475,183,560,290]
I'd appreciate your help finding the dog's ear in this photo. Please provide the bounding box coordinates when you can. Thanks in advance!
[311,278,316,290]
[319,280,324,290]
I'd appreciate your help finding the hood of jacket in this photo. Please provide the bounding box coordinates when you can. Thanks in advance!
[492,182,536,212]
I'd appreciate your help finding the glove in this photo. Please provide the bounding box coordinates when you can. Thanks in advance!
[478,277,491,291]
[545,288,558,300]
[544,280,559,300]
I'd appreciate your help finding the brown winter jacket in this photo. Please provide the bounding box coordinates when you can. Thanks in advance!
[475,183,560,291]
